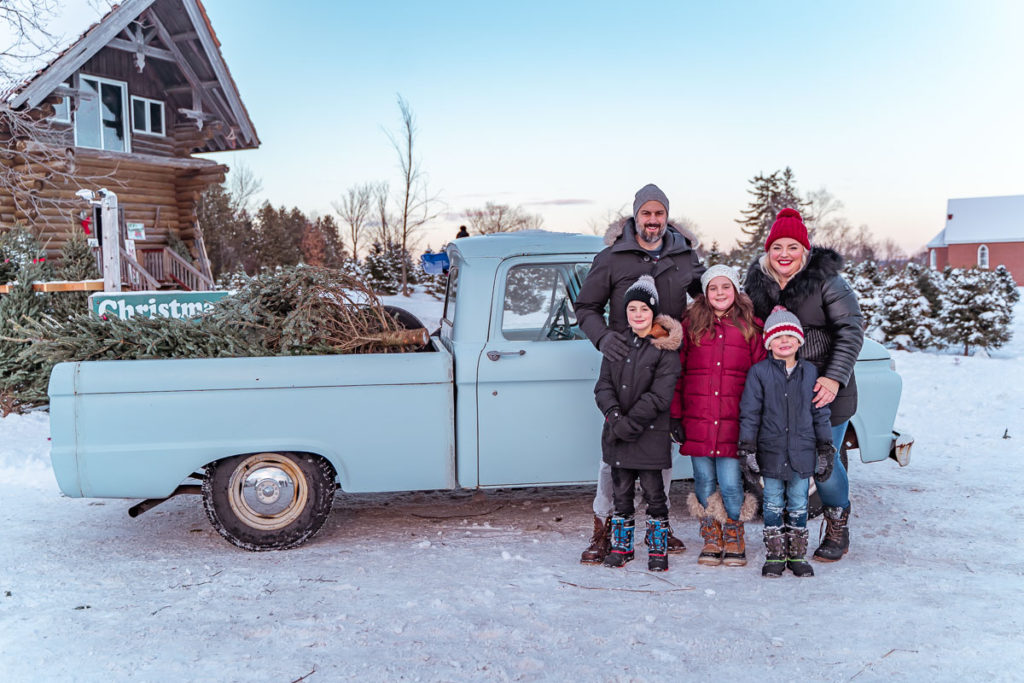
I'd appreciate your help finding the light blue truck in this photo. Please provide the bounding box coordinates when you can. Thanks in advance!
[49,231,913,550]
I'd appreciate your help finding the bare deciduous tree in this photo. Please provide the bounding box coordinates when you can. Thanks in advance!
[332,182,374,259]
[463,202,544,234]
[386,95,438,296]
[226,162,263,215]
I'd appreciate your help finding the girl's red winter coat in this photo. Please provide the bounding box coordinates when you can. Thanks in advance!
[670,316,765,459]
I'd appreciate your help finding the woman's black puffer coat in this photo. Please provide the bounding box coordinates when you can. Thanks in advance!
[744,247,865,424]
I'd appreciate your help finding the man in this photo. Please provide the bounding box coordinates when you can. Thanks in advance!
[575,183,706,564]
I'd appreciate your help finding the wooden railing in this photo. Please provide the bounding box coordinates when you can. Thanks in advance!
[120,247,161,291]
[92,245,214,291]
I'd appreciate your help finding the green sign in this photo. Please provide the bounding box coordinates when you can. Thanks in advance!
[90,291,229,320]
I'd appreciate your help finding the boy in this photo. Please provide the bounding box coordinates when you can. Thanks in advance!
[593,275,683,571]
[737,307,836,577]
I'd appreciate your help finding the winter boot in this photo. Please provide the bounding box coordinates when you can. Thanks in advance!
[603,516,635,568]
[580,515,612,564]
[813,505,851,562]
[687,493,722,566]
[721,493,759,567]
[646,518,670,572]
[786,526,815,577]
[666,525,686,554]
[761,526,787,578]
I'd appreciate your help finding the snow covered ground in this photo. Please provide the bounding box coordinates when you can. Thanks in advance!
[2,293,1023,682]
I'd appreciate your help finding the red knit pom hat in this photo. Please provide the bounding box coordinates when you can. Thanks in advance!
[765,208,810,251]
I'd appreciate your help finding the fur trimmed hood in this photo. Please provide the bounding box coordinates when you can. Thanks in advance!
[648,314,683,351]
[744,246,844,320]
[603,217,700,252]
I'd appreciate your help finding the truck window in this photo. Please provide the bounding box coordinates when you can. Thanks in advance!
[441,265,458,337]
[501,264,582,342]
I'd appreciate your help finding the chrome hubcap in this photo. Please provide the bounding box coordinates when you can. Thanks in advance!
[227,454,309,531]
[243,466,294,516]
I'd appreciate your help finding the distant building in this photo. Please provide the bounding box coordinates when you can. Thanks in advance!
[927,195,1024,285]
[0,0,259,290]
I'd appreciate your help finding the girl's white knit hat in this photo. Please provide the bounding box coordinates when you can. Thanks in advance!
[700,264,741,295]
[763,306,804,349]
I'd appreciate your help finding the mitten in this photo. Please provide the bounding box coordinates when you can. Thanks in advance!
[815,443,837,482]
[612,415,644,442]
[669,418,686,444]
[598,331,629,362]
[737,447,759,474]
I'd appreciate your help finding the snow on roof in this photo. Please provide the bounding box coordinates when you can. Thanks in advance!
[938,195,1024,245]
[927,227,946,249]
[0,0,115,102]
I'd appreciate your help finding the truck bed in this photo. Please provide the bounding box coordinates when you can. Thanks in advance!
[48,342,455,499]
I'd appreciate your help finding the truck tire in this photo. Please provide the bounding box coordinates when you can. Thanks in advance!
[202,452,337,551]
[742,428,852,520]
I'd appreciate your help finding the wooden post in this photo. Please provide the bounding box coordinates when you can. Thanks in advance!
[101,190,122,292]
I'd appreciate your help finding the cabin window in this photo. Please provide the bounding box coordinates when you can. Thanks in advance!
[51,82,70,123]
[131,96,164,136]
[929,249,936,269]
[977,244,989,269]
[74,75,130,152]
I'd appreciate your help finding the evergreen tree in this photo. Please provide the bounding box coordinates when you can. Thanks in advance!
[300,220,328,267]
[198,184,259,278]
[0,258,52,410]
[51,226,100,321]
[734,167,810,265]
[705,240,723,266]
[256,203,303,268]
[845,260,885,340]
[363,241,401,295]
[937,268,1015,355]
[877,263,935,348]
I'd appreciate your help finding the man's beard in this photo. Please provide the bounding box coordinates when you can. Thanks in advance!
[638,222,666,245]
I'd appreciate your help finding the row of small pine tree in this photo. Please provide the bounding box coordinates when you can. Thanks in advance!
[846,261,1019,355]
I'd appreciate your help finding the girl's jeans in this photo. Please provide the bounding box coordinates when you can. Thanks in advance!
[691,456,743,520]
[762,474,809,528]
[814,420,851,509]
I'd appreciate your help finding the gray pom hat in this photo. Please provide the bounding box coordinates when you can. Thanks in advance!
[700,264,741,295]
[623,274,660,317]
[762,306,804,349]
[632,183,670,220]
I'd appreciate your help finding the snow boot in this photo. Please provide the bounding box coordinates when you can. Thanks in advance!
[813,505,851,562]
[786,526,815,577]
[603,516,635,568]
[687,492,722,566]
[721,493,758,567]
[646,518,670,572]
[666,525,686,554]
[580,514,612,564]
[761,526,787,578]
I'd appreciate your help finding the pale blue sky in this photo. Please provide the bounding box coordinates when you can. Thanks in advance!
[197,0,1024,253]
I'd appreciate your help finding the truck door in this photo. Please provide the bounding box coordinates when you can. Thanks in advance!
[475,257,604,486]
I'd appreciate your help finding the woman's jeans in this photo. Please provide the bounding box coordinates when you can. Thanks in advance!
[762,474,809,528]
[814,420,851,509]
[691,456,743,520]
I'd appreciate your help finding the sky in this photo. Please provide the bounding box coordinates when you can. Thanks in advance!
[8,0,1024,254]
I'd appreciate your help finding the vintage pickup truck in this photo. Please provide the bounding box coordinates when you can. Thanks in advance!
[49,231,913,550]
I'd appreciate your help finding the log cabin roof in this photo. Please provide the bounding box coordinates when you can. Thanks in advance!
[1,0,258,153]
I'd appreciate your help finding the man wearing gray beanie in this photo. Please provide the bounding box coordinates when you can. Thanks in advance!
[575,182,707,564]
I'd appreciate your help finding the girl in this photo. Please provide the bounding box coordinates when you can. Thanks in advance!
[670,265,765,567]
[594,275,683,572]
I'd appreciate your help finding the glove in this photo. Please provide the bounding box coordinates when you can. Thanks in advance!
[738,448,759,475]
[815,443,837,482]
[607,410,644,442]
[598,331,629,362]
[670,418,686,445]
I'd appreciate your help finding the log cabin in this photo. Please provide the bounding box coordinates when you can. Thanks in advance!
[0,0,259,291]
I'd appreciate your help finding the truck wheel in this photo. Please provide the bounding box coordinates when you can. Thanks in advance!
[202,452,336,551]
[741,430,852,520]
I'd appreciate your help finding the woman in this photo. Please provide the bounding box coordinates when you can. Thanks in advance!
[743,208,864,562]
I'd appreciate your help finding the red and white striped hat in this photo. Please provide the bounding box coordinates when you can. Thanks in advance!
[763,306,804,349]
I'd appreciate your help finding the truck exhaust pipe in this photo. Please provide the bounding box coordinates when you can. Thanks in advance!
[128,484,203,518]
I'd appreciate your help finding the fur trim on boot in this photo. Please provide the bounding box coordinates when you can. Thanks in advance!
[580,515,612,565]
[687,493,723,566]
